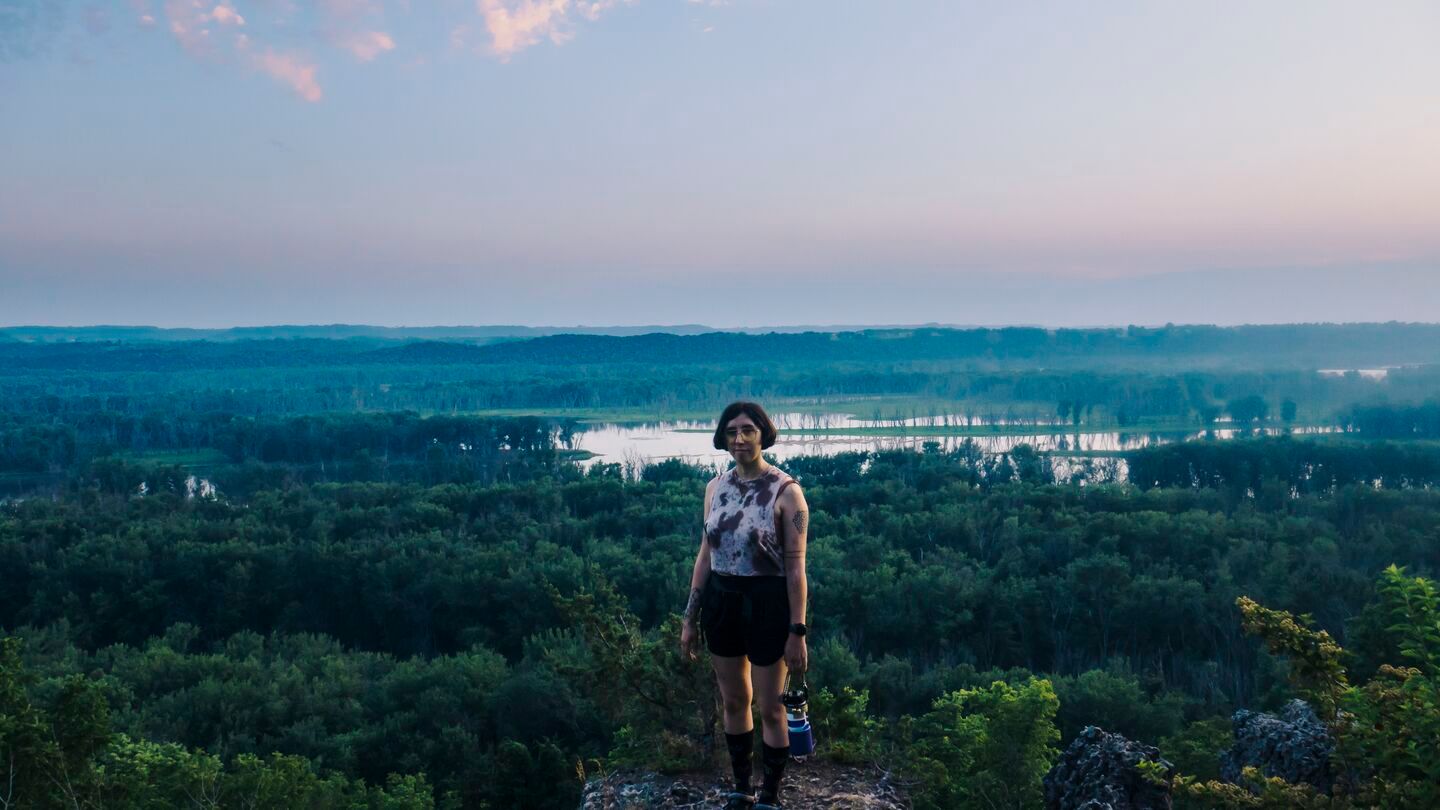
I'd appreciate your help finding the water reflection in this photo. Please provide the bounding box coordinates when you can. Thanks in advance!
[571,412,1337,481]
[1317,368,1394,379]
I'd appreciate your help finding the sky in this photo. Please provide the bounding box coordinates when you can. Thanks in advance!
[2,0,1438,328]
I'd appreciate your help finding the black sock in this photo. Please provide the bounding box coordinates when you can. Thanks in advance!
[757,742,789,804]
[724,730,754,795]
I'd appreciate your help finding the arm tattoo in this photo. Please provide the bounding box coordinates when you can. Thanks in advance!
[785,510,809,559]
[684,588,702,623]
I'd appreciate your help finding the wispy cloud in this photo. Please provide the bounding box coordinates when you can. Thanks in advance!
[38,0,649,98]
[314,0,397,62]
[249,48,322,101]
[211,4,246,26]
[163,0,225,56]
[476,0,627,61]
[477,0,570,60]
[339,30,395,61]
[158,0,322,101]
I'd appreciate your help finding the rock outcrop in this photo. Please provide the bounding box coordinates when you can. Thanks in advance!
[1043,726,1173,810]
[580,762,908,809]
[1219,699,1334,792]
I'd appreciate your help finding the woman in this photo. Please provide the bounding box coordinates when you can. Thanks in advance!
[681,401,809,810]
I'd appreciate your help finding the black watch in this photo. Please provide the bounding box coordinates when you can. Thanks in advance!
[788,622,807,637]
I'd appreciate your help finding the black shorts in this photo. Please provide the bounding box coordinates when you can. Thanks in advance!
[700,573,790,666]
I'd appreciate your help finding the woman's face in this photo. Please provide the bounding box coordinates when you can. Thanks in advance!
[724,413,762,463]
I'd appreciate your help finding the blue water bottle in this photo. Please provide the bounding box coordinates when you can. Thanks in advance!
[782,675,815,761]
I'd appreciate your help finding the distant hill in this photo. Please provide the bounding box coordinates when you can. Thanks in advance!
[4,323,1440,373]
[362,323,1440,369]
[0,324,717,343]
[0,323,974,344]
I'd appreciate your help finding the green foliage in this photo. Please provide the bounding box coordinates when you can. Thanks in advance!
[9,355,1440,810]
[1235,597,1348,720]
[1,636,435,810]
[489,740,575,810]
[1183,569,1440,809]
[1159,718,1231,783]
[1375,564,1440,675]
[1175,766,1338,809]
[1227,395,1270,425]
[1334,565,1440,807]
[808,687,883,765]
[900,678,1060,810]
[1053,667,1188,745]
[806,636,863,693]
[1127,436,1440,496]
[546,572,717,772]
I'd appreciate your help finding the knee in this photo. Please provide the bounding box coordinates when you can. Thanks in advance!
[721,692,752,716]
[757,701,785,727]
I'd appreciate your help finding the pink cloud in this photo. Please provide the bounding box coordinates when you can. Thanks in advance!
[477,0,574,60]
[164,0,211,54]
[340,30,396,61]
[211,4,246,26]
[314,0,394,62]
[160,0,322,102]
[250,49,323,102]
[165,0,244,54]
[577,1,622,22]
[475,0,630,59]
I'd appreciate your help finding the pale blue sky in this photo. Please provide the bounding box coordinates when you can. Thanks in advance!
[2,0,1438,326]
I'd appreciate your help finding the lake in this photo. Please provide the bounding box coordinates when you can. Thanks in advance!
[570,412,1337,479]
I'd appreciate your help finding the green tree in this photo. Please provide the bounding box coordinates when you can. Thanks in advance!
[1180,568,1440,808]
[901,678,1060,810]
[1227,395,1270,425]
[546,572,718,772]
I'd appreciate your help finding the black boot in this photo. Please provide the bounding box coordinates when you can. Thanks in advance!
[723,730,755,809]
[755,742,789,808]
[723,793,756,810]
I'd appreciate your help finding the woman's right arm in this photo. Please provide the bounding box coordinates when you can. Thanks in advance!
[679,478,714,648]
[683,545,711,628]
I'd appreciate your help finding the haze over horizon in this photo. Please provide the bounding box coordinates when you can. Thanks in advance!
[3,1,1438,326]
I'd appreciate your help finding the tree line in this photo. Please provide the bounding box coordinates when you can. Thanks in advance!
[5,432,1440,806]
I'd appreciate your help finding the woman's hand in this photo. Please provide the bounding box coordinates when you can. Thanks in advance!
[680,620,700,662]
[785,634,807,674]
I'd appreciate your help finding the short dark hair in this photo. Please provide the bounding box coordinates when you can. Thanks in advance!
[713,401,778,450]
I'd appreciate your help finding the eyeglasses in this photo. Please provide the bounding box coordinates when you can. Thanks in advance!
[725,426,760,439]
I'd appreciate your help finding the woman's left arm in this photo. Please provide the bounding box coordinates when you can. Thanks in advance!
[780,483,809,673]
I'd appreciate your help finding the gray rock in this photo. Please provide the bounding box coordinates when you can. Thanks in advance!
[1219,699,1334,792]
[580,763,906,809]
[1044,726,1174,810]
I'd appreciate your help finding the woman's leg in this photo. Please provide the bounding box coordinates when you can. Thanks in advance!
[750,658,791,806]
[712,653,755,797]
[749,659,789,748]
[712,653,753,733]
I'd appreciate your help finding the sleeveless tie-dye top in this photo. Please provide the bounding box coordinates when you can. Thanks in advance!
[705,465,796,577]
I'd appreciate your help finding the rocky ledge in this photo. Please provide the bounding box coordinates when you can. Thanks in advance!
[1043,726,1174,810]
[1220,699,1334,791]
[580,761,909,810]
